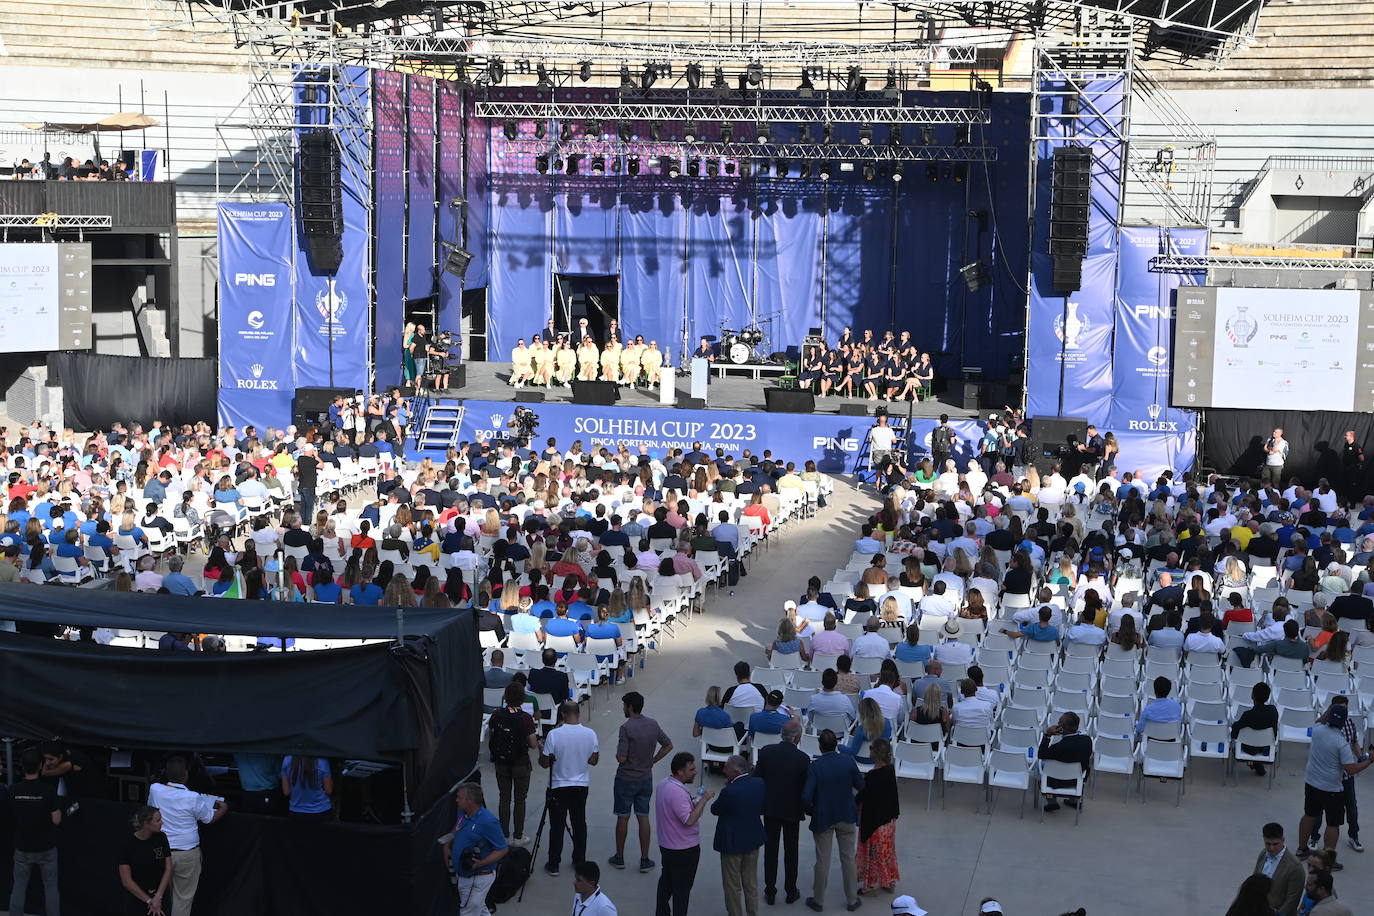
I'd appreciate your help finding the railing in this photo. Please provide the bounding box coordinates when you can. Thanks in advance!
[0,181,176,230]
[1260,156,1374,173]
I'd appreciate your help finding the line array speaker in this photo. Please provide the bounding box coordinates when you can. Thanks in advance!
[1049,146,1092,294]
[299,129,344,273]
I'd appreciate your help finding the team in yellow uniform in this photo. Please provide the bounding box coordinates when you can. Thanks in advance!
[509,327,666,388]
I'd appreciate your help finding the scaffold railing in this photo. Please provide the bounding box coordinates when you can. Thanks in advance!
[1151,254,1374,273]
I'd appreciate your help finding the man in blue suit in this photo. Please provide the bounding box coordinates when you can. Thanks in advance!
[712,755,766,916]
[801,729,864,913]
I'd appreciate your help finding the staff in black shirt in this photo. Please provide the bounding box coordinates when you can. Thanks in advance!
[118,806,172,915]
[295,442,320,522]
[8,748,63,916]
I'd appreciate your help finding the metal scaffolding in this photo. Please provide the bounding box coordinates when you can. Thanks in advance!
[499,138,996,164]
[1151,254,1374,272]
[474,100,990,125]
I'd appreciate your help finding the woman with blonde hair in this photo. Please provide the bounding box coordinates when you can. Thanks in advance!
[576,335,600,381]
[909,682,950,746]
[599,338,621,382]
[879,595,904,628]
[842,697,892,764]
[554,338,577,385]
[402,321,417,383]
[693,685,732,738]
[767,616,812,664]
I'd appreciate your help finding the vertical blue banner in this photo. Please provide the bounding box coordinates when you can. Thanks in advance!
[554,181,617,276]
[374,70,406,388]
[217,202,294,393]
[436,80,465,336]
[755,187,823,351]
[621,187,686,363]
[462,97,491,292]
[686,191,752,343]
[294,65,372,390]
[406,75,436,301]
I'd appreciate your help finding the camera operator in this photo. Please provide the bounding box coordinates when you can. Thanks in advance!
[441,783,508,916]
[427,330,456,391]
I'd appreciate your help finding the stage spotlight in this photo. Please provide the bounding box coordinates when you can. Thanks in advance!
[921,125,934,146]
[488,58,505,83]
[503,119,518,140]
[819,161,832,180]
[941,165,953,181]
[587,119,603,140]
[960,260,989,292]
[627,156,640,176]
[686,158,700,178]
[775,159,789,178]
[822,122,834,145]
[536,64,552,89]
[641,63,657,89]
[953,163,967,182]
[619,66,637,91]
[756,124,771,144]
[859,123,873,146]
[684,121,699,144]
[560,121,573,142]
[566,154,580,175]
[685,62,703,90]
[1062,92,1080,116]
[713,66,729,93]
[737,160,749,178]
[891,164,904,182]
[955,125,970,146]
[591,155,605,174]
[663,156,680,179]
[706,158,718,178]
[799,124,813,143]
[456,60,472,86]
[845,66,866,94]
[863,164,876,181]
[888,124,904,146]
[535,120,547,139]
[884,67,900,100]
[650,120,662,141]
[579,60,593,82]
[798,68,816,97]
[535,155,549,174]
[724,160,736,176]
[926,164,939,182]
[553,156,565,172]
[755,160,768,177]
[721,122,734,143]
[800,162,812,179]
[746,62,764,86]
[976,78,994,107]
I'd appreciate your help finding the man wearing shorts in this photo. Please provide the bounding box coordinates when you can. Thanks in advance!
[610,691,674,873]
[1297,703,1373,858]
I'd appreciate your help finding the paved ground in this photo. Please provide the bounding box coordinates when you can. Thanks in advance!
[492,481,1373,916]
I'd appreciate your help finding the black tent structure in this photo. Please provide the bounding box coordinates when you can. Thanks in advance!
[0,586,482,916]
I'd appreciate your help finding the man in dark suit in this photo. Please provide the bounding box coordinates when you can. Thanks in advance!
[1330,583,1373,627]
[526,648,570,705]
[752,719,809,905]
[1254,822,1305,916]
[801,729,863,913]
[711,755,766,916]
[1145,571,1184,613]
[1037,712,1092,813]
[1231,682,1279,776]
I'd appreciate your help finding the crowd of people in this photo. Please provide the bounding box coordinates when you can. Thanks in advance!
[8,154,134,181]
[510,319,667,389]
[796,327,936,401]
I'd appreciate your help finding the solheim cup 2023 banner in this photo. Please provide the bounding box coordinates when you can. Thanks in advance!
[217,203,294,393]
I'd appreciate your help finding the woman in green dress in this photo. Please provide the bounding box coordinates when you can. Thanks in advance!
[402,321,417,383]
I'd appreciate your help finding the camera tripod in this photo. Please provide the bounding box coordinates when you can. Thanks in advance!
[519,768,574,903]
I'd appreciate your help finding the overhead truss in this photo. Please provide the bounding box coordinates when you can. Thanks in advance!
[474,101,992,126]
[1151,254,1374,273]
[498,139,998,163]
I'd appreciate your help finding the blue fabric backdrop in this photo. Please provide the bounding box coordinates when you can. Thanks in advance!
[436,81,465,335]
[406,75,436,301]
[373,70,406,387]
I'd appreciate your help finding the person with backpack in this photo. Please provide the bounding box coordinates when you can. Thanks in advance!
[442,783,508,916]
[930,414,954,472]
[489,682,539,844]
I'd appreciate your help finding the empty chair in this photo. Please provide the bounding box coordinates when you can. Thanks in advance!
[1092,712,1136,741]
[1187,721,1231,781]
[987,749,1033,818]
[1278,707,1316,744]
[995,725,1038,755]
[893,739,939,809]
[940,745,987,811]
[1139,739,1187,806]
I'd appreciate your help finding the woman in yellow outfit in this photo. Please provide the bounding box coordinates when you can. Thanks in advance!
[576,336,599,381]
[600,339,621,382]
[641,340,664,387]
[510,338,534,387]
[554,338,577,385]
[619,336,642,386]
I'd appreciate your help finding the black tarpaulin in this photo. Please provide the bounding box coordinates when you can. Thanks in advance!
[47,353,216,433]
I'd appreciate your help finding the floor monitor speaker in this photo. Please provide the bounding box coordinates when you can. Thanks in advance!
[572,380,619,406]
[763,387,815,414]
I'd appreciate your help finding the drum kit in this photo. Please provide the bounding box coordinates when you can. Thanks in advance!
[720,326,765,364]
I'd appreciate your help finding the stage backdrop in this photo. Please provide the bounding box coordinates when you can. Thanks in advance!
[453,87,1030,381]
[374,69,407,388]
[452,399,984,475]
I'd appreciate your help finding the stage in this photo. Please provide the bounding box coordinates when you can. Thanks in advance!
[431,360,983,419]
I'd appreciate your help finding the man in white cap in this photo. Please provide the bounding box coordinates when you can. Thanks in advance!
[891,894,928,916]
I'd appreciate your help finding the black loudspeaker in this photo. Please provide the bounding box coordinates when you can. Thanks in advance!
[1049,146,1092,294]
[763,387,815,414]
[1030,415,1089,474]
[678,397,706,410]
[572,380,619,406]
[952,381,983,409]
[444,248,473,278]
[294,386,353,428]
[514,390,545,403]
[299,130,344,273]
[837,403,869,416]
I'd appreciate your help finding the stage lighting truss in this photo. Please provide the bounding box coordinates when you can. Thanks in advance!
[474,100,990,126]
[1150,254,1374,274]
[498,138,996,163]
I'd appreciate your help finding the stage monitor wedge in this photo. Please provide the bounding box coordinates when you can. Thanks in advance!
[572,380,619,406]
[764,387,815,414]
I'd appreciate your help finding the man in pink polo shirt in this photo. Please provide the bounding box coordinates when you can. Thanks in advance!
[653,752,714,916]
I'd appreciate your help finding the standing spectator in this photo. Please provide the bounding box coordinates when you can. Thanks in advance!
[441,783,508,916]
[295,442,319,522]
[611,691,674,872]
[280,756,333,822]
[1298,703,1373,857]
[1303,697,1367,854]
[7,748,61,916]
[1224,875,1274,916]
[801,729,863,913]
[117,806,172,916]
[571,861,617,916]
[147,756,228,916]
[488,682,538,843]
[752,719,809,906]
[654,752,713,916]
[854,738,899,895]
[540,700,599,876]
[1252,822,1304,916]
[712,755,766,916]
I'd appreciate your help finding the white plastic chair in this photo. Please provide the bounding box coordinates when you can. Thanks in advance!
[941,745,987,811]
[893,739,939,809]
[987,749,1033,818]
[1039,759,1087,824]
[1092,735,1137,802]
[1140,739,1187,805]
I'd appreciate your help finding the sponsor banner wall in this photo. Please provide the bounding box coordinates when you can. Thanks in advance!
[406,74,436,301]
[216,202,294,394]
[374,70,407,388]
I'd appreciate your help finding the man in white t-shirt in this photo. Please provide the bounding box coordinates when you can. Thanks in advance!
[867,416,898,474]
[1263,428,1289,489]
[147,756,228,916]
[916,581,958,622]
[539,700,600,876]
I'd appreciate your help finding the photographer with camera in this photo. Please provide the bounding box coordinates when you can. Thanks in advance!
[428,330,457,391]
[442,783,509,916]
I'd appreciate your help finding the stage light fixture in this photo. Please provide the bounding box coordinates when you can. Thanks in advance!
[650,121,662,142]
[685,62,703,90]
[488,58,505,84]
[686,158,700,178]
[819,161,832,180]
[536,64,552,89]
[641,63,658,89]
[863,164,876,181]
[737,72,750,92]
[755,160,768,178]
[799,124,813,143]
[976,78,994,107]
[591,155,605,174]
[891,164,904,183]
[553,156,565,172]
[664,156,680,179]
[746,62,764,86]
[619,66,637,91]
[579,60,593,82]
[756,124,771,144]
[926,164,939,182]
[535,120,547,139]
[566,154,580,175]
[798,68,816,97]
[503,119,518,140]
[618,120,633,142]
[627,156,640,176]
[955,125,970,146]
[587,119,603,140]
[859,123,873,146]
[1062,92,1080,116]
[724,161,736,176]
[953,163,967,182]
[845,66,866,94]
[684,121,699,144]
[823,122,834,145]
[560,121,573,142]
[888,124,904,146]
[456,61,471,86]
[721,122,733,143]
[941,165,953,181]
[884,67,900,100]
[799,162,812,179]
[713,67,729,93]
[535,155,549,174]
[921,125,934,146]
[775,159,789,178]
[706,158,719,178]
